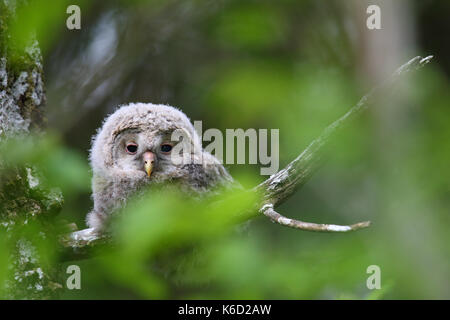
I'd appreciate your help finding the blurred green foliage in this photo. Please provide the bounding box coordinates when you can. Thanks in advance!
[212,4,288,50]
[1,0,449,299]
[5,0,90,57]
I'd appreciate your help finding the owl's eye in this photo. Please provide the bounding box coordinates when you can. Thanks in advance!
[160,144,173,154]
[126,143,138,154]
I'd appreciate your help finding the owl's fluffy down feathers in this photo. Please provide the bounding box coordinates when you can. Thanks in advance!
[86,103,233,230]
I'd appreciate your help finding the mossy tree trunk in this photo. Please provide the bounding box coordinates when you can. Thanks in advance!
[0,1,63,299]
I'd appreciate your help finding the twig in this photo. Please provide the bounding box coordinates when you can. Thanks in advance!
[261,204,370,232]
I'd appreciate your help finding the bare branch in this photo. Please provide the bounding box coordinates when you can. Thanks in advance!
[255,55,433,231]
[256,55,433,206]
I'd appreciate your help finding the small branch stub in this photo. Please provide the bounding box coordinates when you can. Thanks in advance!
[261,204,370,232]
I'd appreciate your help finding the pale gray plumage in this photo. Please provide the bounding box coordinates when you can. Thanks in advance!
[86,102,233,230]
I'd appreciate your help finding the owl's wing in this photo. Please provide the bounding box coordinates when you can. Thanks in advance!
[181,151,239,196]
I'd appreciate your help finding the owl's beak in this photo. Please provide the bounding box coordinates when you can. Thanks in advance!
[143,151,155,177]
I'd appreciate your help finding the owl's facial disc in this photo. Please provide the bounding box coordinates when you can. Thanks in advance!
[113,129,181,181]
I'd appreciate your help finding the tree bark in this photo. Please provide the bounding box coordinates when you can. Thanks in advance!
[0,1,63,299]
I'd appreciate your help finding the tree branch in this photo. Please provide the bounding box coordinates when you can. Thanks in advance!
[61,55,433,256]
[254,55,433,232]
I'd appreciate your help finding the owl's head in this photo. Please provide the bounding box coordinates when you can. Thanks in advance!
[90,103,204,184]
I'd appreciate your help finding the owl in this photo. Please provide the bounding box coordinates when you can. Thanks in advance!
[86,103,234,231]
